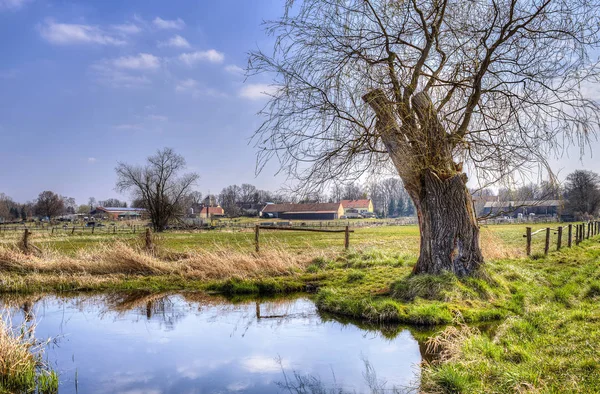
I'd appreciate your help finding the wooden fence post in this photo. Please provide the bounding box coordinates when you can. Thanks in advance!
[544,227,550,255]
[557,226,562,251]
[91,225,94,234]
[145,228,153,251]
[526,227,532,256]
[568,224,572,248]
[71,226,75,235]
[587,222,591,239]
[344,226,350,250]
[51,227,54,234]
[255,225,260,253]
[22,229,30,251]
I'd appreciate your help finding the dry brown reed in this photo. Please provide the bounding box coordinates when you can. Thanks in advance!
[480,228,521,260]
[0,240,327,281]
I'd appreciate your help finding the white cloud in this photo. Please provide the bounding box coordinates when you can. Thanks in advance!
[39,20,126,46]
[0,0,31,11]
[175,79,225,98]
[239,83,278,100]
[158,35,190,49]
[112,53,161,71]
[240,356,289,373]
[179,50,224,66]
[112,23,142,35]
[87,157,97,163]
[175,78,198,92]
[225,64,244,75]
[91,65,151,88]
[147,114,168,122]
[114,124,143,131]
[153,17,185,30]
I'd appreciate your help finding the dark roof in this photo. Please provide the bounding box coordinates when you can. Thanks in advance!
[261,202,342,213]
[97,207,145,212]
[483,200,562,208]
[340,199,372,209]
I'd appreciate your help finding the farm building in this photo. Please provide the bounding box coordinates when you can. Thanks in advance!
[199,206,225,219]
[481,200,563,218]
[91,207,147,220]
[340,199,374,215]
[261,202,344,220]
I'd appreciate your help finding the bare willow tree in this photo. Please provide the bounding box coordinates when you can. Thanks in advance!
[249,0,600,276]
[116,148,199,232]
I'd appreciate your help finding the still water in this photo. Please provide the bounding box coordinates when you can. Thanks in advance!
[3,292,425,393]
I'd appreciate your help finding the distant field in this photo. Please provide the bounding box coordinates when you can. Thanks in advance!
[0,221,569,259]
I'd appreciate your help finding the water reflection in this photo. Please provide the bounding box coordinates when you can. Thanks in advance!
[1,292,424,394]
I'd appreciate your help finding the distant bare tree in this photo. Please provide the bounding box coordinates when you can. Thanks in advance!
[219,185,242,217]
[115,148,199,232]
[565,170,600,219]
[240,184,259,206]
[250,0,600,276]
[99,198,127,208]
[88,197,97,210]
[342,183,366,200]
[34,191,65,219]
[330,184,345,203]
[0,193,12,222]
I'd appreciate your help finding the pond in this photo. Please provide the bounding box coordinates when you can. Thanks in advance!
[2,292,430,394]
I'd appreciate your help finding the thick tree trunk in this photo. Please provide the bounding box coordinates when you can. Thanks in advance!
[410,169,484,276]
[363,89,484,276]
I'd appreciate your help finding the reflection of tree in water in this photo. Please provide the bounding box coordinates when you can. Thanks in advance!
[102,292,187,329]
[1,292,439,360]
[277,357,419,394]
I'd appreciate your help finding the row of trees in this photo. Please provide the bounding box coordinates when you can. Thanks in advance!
[215,178,417,218]
[471,170,600,219]
[0,192,131,222]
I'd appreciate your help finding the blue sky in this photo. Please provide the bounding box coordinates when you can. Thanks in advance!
[0,0,286,204]
[0,0,598,205]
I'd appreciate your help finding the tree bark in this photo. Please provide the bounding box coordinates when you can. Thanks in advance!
[410,170,484,276]
[363,88,484,276]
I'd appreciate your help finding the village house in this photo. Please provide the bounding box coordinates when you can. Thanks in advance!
[340,199,374,216]
[260,202,344,220]
[198,206,225,219]
[91,207,147,220]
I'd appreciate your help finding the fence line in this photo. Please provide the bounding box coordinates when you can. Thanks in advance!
[254,224,354,252]
[524,221,599,256]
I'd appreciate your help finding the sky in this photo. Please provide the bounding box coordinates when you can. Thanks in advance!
[0,0,287,204]
[0,0,598,205]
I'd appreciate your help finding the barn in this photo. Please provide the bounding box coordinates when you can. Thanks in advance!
[482,200,563,218]
[91,207,147,220]
[260,202,344,220]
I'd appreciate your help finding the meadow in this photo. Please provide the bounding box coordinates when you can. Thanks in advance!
[1,221,599,393]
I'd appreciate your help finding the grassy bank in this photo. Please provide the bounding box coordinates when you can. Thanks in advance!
[0,316,58,393]
[1,223,598,392]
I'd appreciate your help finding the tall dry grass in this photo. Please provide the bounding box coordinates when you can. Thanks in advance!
[0,313,57,393]
[0,240,327,281]
[480,228,521,260]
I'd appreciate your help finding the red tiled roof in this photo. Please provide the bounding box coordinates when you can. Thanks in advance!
[340,199,371,209]
[201,206,225,215]
[261,203,342,213]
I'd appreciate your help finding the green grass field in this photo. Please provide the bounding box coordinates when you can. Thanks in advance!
[0,222,562,257]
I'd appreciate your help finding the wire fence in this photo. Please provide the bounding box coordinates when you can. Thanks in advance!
[524,221,600,256]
